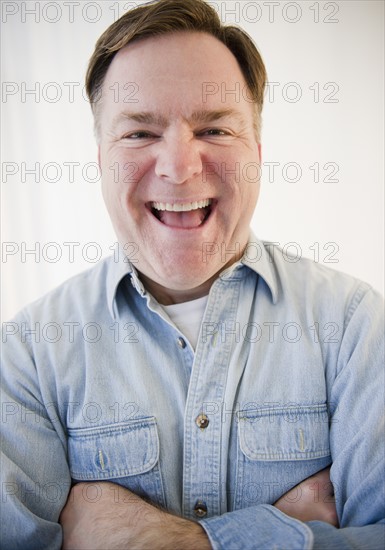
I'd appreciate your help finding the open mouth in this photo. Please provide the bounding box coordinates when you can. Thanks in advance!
[148,199,214,229]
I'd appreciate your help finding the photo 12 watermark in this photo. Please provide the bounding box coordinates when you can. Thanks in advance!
[1,2,341,25]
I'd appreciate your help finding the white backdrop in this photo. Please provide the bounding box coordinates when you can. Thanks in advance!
[1,0,384,321]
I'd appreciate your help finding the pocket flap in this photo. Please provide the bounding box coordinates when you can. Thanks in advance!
[67,418,159,480]
[238,404,330,461]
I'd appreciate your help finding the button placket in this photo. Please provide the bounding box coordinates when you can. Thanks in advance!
[183,279,242,519]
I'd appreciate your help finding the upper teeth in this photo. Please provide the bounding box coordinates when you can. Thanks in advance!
[152,199,212,212]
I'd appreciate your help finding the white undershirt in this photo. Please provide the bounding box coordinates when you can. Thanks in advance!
[163,295,209,350]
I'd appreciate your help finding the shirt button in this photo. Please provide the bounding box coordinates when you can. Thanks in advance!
[177,337,186,349]
[194,501,207,518]
[196,414,209,429]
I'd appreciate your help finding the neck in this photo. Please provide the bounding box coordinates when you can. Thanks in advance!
[139,273,215,305]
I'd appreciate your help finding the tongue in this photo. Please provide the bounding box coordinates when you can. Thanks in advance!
[159,208,206,228]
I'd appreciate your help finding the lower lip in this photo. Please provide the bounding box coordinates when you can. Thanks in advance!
[146,202,216,231]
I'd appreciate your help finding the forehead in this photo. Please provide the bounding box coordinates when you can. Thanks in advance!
[101,31,251,117]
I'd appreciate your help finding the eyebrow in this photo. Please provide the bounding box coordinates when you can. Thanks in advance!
[189,109,245,125]
[111,108,246,128]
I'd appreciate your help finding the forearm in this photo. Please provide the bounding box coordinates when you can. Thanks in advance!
[60,482,211,550]
[128,516,211,550]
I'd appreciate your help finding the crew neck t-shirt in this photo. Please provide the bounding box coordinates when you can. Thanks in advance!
[163,295,209,349]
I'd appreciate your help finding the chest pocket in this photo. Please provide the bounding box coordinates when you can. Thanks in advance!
[67,417,166,507]
[233,404,332,510]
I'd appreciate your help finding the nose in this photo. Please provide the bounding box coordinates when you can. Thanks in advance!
[155,134,202,184]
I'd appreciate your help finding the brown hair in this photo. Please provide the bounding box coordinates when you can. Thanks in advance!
[85,0,267,140]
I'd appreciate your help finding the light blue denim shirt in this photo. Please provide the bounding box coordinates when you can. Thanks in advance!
[1,236,384,549]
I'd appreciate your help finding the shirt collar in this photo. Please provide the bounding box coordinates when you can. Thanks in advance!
[106,249,145,319]
[220,231,279,304]
[106,232,279,318]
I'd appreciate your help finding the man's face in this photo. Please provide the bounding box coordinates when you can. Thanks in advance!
[98,31,261,302]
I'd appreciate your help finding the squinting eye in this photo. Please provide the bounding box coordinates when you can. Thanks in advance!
[123,132,156,139]
[201,128,227,136]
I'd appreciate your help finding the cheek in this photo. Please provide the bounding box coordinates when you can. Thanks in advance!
[230,174,260,226]
[239,154,261,202]
[224,174,260,208]
[101,152,147,206]
[244,180,260,215]
[214,147,260,189]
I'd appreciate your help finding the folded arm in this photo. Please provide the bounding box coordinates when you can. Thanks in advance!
[60,468,338,550]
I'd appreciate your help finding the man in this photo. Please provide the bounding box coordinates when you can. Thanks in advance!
[1,0,384,548]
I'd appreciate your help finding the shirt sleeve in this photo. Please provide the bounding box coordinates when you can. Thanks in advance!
[200,284,385,549]
[1,312,71,550]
